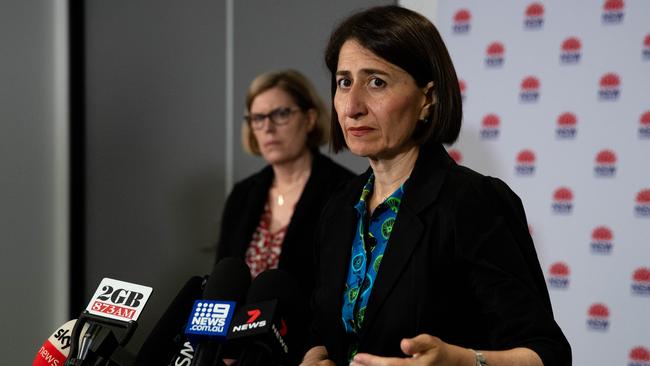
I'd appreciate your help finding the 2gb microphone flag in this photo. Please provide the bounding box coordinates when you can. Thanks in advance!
[85,278,153,322]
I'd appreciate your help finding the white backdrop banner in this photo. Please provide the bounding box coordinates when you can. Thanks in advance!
[400,1,650,364]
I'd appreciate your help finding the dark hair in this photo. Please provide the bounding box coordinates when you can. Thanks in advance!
[325,5,462,152]
[242,69,329,155]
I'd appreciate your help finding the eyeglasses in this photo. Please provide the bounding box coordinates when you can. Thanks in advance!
[245,107,301,130]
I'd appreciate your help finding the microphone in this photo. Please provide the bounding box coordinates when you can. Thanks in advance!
[66,278,153,366]
[229,269,303,366]
[135,276,205,366]
[188,257,251,366]
[33,320,89,366]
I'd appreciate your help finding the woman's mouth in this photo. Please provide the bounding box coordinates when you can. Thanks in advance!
[347,126,374,137]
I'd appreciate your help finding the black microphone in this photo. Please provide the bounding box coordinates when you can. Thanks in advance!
[229,269,303,366]
[189,257,251,366]
[135,276,205,366]
[65,278,153,366]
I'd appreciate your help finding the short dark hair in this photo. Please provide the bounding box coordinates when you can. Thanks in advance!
[325,5,462,152]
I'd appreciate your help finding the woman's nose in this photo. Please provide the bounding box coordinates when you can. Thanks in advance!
[343,86,368,120]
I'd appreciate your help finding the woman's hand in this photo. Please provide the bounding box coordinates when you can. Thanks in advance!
[349,334,544,366]
[349,334,473,366]
[300,345,336,366]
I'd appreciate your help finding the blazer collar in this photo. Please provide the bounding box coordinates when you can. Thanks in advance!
[360,143,453,337]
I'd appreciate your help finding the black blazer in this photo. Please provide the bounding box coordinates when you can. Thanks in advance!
[310,143,571,366]
[216,150,354,295]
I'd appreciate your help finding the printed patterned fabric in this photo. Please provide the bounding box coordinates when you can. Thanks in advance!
[342,174,405,344]
[245,203,287,278]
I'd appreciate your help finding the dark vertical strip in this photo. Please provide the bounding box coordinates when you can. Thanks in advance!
[69,0,86,318]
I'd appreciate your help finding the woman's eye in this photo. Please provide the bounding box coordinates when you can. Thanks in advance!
[337,78,352,88]
[369,78,386,88]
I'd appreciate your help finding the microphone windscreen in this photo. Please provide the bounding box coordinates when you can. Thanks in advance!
[246,269,300,313]
[33,319,89,366]
[135,276,204,366]
[203,257,251,302]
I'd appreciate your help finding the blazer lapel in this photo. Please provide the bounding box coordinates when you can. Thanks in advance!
[234,166,273,258]
[360,143,452,336]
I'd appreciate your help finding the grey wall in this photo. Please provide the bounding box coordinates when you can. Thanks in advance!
[83,0,394,356]
[84,0,227,353]
[0,0,68,363]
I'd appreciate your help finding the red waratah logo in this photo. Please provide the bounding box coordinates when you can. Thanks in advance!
[447,148,462,164]
[602,0,625,24]
[485,42,505,67]
[459,79,467,101]
[520,76,540,102]
[552,187,573,214]
[639,111,650,139]
[560,37,582,64]
[635,189,650,217]
[599,72,621,100]
[591,226,613,254]
[547,262,570,289]
[480,113,500,140]
[515,149,536,176]
[524,2,544,29]
[453,9,471,34]
[629,346,650,366]
[632,267,650,295]
[556,112,577,139]
[587,303,610,331]
[594,149,617,177]
[644,34,650,60]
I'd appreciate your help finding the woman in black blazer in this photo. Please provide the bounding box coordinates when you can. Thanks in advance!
[215,69,353,364]
[302,7,570,366]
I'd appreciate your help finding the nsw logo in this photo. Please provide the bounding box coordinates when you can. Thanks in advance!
[644,34,650,60]
[459,79,467,101]
[447,148,462,164]
[639,111,650,139]
[452,9,471,34]
[485,42,505,67]
[631,267,650,295]
[520,76,540,103]
[598,73,621,101]
[586,303,610,331]
[594,149,617,177]
[635,189,650,217]
[547,262,570,289]
[590,226,613,254]
[560,37,582,64]
[629,346,650,366]
[602,0,624,24]
[480,114,500,140]
[515,149,536,176]
[552,187,573,214]
[556,112,577,139]
[524,2,544,30]
[185,301,235,337]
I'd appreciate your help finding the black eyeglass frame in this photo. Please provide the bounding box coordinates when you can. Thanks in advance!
[244,106,302,130]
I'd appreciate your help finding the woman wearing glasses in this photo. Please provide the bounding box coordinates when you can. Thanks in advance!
[215,69,354,362]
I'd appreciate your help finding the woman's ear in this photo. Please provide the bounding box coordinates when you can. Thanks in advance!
[419,81,437,121]
[306,108,318,131]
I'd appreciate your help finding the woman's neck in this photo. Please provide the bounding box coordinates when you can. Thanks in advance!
[368,145,419,203]
[271,149,313,188]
